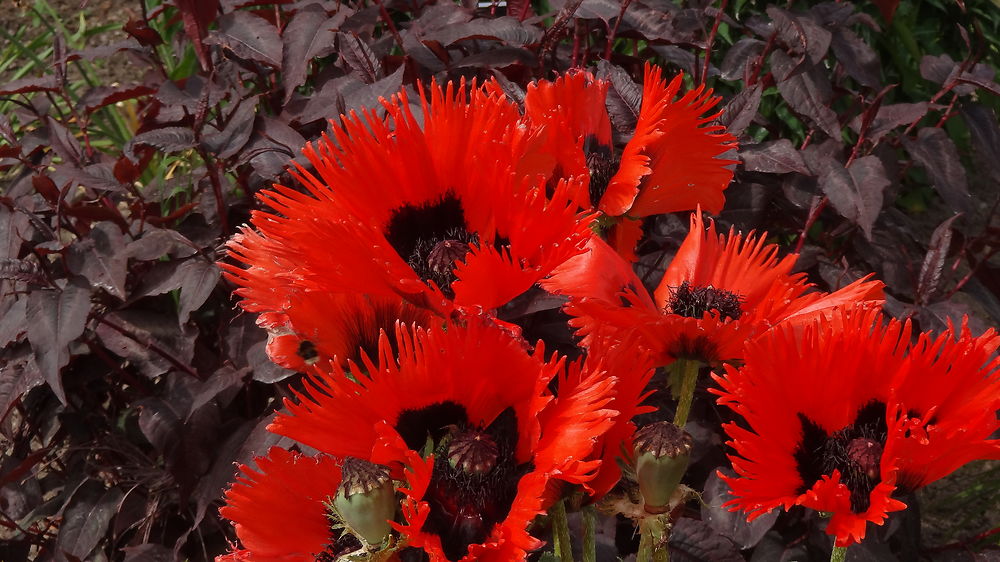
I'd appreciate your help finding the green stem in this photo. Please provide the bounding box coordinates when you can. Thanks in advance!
[830,545,847,562]
[582,505,596,562]
[672,359,700,428]
[637,516,669,562]
[551,499,574,562]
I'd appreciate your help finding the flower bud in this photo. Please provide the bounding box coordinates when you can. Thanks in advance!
[633,421,692,514]
[334,457,395,545]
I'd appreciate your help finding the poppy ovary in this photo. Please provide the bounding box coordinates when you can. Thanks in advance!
[448,428,500,475]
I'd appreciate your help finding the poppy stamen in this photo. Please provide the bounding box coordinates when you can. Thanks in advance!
[667,281,744,321]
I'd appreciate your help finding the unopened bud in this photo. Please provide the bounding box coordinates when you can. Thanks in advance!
[334,457,395,545]
[634,422,692,514]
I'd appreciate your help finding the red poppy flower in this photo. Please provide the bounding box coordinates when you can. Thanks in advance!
[270,320,617,561]
[544,209,885,367]
[522,65,737,258]
[218,447,349,561]
[713,307,1000,547]
[225,79,594,342]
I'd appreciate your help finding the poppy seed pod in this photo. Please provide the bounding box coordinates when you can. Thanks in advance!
[334,457,395,546]
[634,421,693,514]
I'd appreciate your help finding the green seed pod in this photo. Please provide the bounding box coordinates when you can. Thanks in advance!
[633,421,693,514]
[334,457,395,545]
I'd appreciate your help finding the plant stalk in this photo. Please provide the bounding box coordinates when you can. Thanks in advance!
[672,359,700,428]
[582,505,596,562]
[830,545,847,562]
[551,499,574,562]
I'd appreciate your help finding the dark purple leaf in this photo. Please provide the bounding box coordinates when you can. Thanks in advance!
[719,84,762,138]
[95,311,197,378]
[206,11,283,68]
[126,127,196,158]
[670,517,744,562]
[0,345,43,420]
[63,39,147,62]
[0,75,59,96]
[597,60,641,135]
[740,139,809,175]
[920,53,959,86]
[430,16,543,47]
[851,102,927,145]
[248,340,295,383]
[773,51,840,138]
[453,47,535,69]
[720,38,764,81]
[701,468,778,549]
[0,297,27,347]
[54,479,123,562]
[819,155,888,239]
[0,113,16,145]
[623,2,684,42]
[202,96,258,159]
[830,28,880,88]
[956,73,1000,97]
[768,6,830,68]
[651,45,701,77]
[123,17,163,47]
[46,117,83,166]
[281,5,345,102]
[242,117,307,178]
[337,31,383,84]
[175,0,220,70]
[66,222,127,299]
[137,396,182,454]
[48,163,125,193]
[489,70,525,106]
[0,258,42,285]
[916,214,961,305]
[176,258,221,325]
[126,228,197,261]
[121,544,173,562]
[507,0,535,20]
[78,84,155,114]
[902,127,971,214]
[341,65,406,117]
[26,278,91,404]
[962,103,1000,184]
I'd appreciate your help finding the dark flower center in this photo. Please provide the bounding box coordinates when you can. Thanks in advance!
[586,148,620,207]
[667,281,744,321]
[384,193,477,298]
[795,401,888,513]
[396,403,528,560]
[315,520,361,560]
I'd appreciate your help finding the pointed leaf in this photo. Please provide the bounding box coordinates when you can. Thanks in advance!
[54,480,124,562]
[702,468,779,549]
[281,5,345,101]
[820,155,888,239]
[206,11,283,68]
[66,222,127,299]
[176,259,221,325]
[902,128,971,214]
[26,278,91,404]
[916,214,961,305]
[740,139,809,174]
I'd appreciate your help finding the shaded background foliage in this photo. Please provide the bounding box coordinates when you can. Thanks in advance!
[0,0,998,560]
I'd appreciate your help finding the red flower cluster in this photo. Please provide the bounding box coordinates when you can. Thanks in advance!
[219,64,999,560]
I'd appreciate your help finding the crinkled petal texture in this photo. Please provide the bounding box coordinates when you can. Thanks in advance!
[218,447,343,561]
[714,307,1000,547]
[544,210,884,366]
[271,321,617,561]
[522,65,737,220]
[225,79,593,331]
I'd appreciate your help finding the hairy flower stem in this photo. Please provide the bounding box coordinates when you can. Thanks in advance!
[552,499,574,562]
[583,505,596,562]
[830,545,848,562]
[672,359,700,428]
[637,515,669,562]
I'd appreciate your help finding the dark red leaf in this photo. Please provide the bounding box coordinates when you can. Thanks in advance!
[113,155,139,184]
[740,139,810,175]
[871,0,900,23]
[341,65,405,117]
[851,102,927,145]
[79,84,155,114]
[176,258,221,325]
[917,214,961,305]
[126,229,198,261]
[137,396,182,454]
[507,0,535,21]
[126,127,196,158]
[202,96,258,159]
[46,117,83,166]
[121,544,173,562]
[670,517,744,561]
[0,345,43,420]
[63,39,146,63]
[920,53,959,86]
[32,174,61,203]
[206,11,283,68]
[961,104,1000,184]
[175,0,220,71]
[0,296,28,346]
[281,5,345,102]
[95,311,197,379]
[830,28,880,88]
[819,155,888,239]
[902,127,971,214]
[719,84,762,138]
[66,222,127,299]
[719,38,764,81]
[123,17,163,47]
[0,75,59,96]
[430,16,543,47]
[597,60,641,135]
[767,6,830,68]
[26,277,91,404]
[337,31,383,84]
[701,468,779,549]
[54,480,124,562]
[772,51,840,138]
